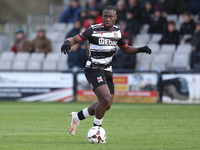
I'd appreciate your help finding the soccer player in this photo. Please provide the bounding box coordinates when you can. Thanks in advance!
[61,5,152,137]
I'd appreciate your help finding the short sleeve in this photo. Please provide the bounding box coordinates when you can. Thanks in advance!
[117,31,127,47]
[78,26,93,41]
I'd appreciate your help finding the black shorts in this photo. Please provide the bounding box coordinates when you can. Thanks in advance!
[84,67,114,94]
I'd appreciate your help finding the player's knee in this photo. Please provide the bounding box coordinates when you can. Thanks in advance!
[107,104,111,111]
[100,94,111,107]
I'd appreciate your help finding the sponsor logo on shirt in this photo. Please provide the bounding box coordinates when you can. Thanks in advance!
[99,37,117,46]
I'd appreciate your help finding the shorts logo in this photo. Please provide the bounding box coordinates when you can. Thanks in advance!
[97,76,103,83]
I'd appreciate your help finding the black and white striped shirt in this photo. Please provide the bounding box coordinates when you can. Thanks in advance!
[78,23,127,72]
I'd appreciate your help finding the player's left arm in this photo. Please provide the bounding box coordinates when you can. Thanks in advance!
[119,44,152,55]
[117,32,152,55]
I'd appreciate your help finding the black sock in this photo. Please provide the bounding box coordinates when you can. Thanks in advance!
[94,123,101,127]
[77,110,85,121]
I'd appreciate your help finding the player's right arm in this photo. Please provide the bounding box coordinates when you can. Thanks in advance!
[60,35,82,55]
[61,27,93,55]
[67,36,82,46]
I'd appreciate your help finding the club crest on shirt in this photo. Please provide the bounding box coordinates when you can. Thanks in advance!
[114,32,118,38]
[97,76,103,83]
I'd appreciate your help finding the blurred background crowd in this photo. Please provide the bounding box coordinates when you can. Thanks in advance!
[0,0,200,72]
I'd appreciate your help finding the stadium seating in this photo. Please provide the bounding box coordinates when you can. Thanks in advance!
[139,24,149,34]
[42,60,57,72]
[182,34,192,40]
[0,5,195,73]
[133,34,150,45]
[0,51,15,61]
[15,52,30,61]
[0,60,12,71]
[169,53,190,71]
[0,34,9,51]
[0,50,70,72]
[12,60,27,71]
[135,61,151,71]
[148,34,162,44]
[176,44,192,54]
[51,23,67,32]
[57,54,68,71]
[52,41,64,52]
[166,14,178,22]
[27,14,52,25]
[49,4,65,23]
[178,15,184,24]
[136,53,153,71]
[27,60,42,71]
[45,52,61,61]
[30,52,45,61]
[150,61,167,72]
[58,61,68,71]
[160,44,176,54]
[148,43,160,54]
[151,53,171,71]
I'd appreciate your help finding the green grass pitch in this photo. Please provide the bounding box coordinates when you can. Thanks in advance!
[0,102,200,150]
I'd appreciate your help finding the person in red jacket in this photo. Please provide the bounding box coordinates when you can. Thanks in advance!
[83,7,102,28]
[11,28,31,52]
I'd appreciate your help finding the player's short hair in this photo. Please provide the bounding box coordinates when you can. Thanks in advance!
[103,5,116,12]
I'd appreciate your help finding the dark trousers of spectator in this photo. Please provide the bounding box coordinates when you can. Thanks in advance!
[190,48,200,68]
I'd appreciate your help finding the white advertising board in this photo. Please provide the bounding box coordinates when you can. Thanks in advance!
[162,74,200,104]
[0,72,74,102]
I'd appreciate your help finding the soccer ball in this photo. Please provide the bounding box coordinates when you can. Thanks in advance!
[87,126,106,144]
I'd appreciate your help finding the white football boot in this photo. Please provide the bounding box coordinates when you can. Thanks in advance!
[101,140,106,144]
[69,112,80,136]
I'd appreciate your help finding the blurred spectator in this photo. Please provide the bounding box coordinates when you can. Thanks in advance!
[79,9,88,24]
[180,12,195,36]
[86,0,97,10]
[83,15,96,28]
[88,7,102,24]
[162,0,179,14]
[189,0,200,16]
[118,20,129,39]
[66,20,82,39]
[127,0,140,20]
[113,40,136,70]
[97,0,112,13]
[68,43,87,68]
[162,0,190,15]
[59,0,81,23]
[139,1,154,25]
[148,8,167,34]
[175,0,190,15]
[11,28,31,52]
[190,20,200,68]
[138,0,157,8]
[31,28,51,53]
[159,21,180,46]
[116,0,127,24]
[125,11,139,43]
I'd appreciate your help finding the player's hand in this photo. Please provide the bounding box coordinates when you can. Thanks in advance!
[138,46,152,54]
[61,40,71,54]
